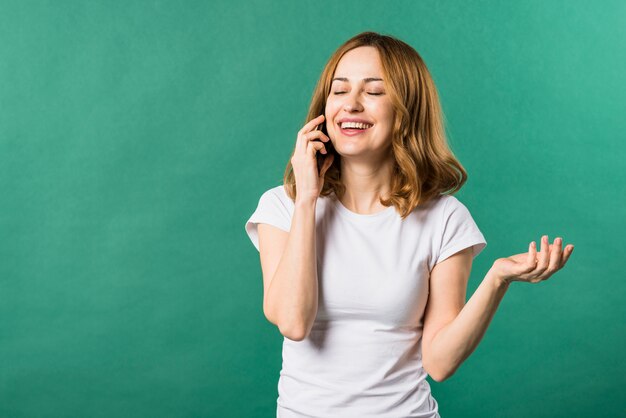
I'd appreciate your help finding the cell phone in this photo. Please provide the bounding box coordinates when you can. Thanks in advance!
[314,121,334,173]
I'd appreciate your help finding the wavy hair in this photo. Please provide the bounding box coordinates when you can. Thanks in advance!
[282,31,468,219]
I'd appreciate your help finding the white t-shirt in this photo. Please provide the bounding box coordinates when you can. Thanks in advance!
[245,184,487,418]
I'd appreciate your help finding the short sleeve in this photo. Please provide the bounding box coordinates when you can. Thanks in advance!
[244,187,292,252]
[434,196,487,266]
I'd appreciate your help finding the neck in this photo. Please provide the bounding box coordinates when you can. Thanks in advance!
[338,153,394,213]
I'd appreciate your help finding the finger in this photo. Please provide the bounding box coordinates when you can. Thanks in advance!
[300,114,325,134]
[306,140,327,157]
[543,237,564,280]
[560,244,574,268]
[526,241,537,271]
[303,129,330,143]
[514,241,537,279]
[296,115,325,154]
[296,128,329,159]
[297,130,330,158]
[536,235,550,274]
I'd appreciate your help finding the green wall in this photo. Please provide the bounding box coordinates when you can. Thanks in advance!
[1,1,624,417]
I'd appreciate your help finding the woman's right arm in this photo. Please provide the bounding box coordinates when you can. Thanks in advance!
[259,196,318,341]
[258,114,334,341]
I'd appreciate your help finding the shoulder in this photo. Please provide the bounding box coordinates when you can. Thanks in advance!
[245,185,294,249]
[258,184,288,201]
[255,184,295,215]
[438,193,461,208]
[428,194,477,230]
[265,184,293,207]
[413,193,450,219]
[437,194,473,215]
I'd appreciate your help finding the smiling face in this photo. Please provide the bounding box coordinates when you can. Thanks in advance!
[325,46,396,160]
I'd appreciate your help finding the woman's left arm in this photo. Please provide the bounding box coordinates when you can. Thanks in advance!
[422,235,574,382]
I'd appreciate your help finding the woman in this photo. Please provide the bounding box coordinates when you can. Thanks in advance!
[245,31,574,418]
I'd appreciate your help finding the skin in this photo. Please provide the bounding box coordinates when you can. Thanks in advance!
[291,46,575,380]
[493,235,574,285]
[323,46,396,214]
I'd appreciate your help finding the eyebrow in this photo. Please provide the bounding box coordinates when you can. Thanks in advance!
[331,77,384,83]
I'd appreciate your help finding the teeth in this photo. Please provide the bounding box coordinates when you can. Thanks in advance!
[340,121,373,129]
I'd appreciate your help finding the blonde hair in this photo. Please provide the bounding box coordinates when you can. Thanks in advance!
[283,31,468,219]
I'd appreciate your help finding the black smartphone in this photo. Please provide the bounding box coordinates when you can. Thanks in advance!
[314,121,334,173]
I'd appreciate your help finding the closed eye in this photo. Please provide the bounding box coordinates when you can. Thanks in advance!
[332,92,384,95]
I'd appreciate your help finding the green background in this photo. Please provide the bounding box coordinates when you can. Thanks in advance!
[1,1,624,417]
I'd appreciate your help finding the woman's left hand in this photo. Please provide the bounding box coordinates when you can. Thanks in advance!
[491,235,575,285]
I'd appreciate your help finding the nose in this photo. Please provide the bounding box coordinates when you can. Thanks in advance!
[343,90,364,112]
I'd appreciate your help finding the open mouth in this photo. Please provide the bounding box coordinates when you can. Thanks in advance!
[338,122,373,135]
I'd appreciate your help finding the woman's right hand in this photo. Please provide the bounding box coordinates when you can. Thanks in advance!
[291,114,334,202]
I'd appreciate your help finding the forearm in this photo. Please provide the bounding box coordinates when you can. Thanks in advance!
[265,198,318,341]
[428,268,510,380]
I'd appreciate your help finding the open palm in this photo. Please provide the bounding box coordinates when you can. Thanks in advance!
[492,235,575,284]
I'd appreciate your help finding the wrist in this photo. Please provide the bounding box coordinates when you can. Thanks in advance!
[295,197,318,209]
[488,268,510,289]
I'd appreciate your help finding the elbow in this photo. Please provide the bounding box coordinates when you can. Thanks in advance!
[282,328,307,341]
[429,370,451,383]
[279,317,311,341]
[424,359,453,383]
[263,300,314,341]
[264,307,308,341]
[263,303,278,327]
[278,322,308,341]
